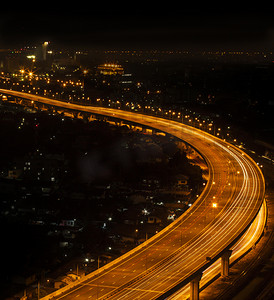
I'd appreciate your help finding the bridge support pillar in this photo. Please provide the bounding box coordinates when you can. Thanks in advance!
[221,250,232,277]
[88,114,95,122]
[190,273,202,300]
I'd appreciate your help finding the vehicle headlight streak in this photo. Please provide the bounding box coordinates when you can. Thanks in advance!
[169,200,267,300]
[0,90,265,300]
[97,123,262,300]
[95,123,264,300]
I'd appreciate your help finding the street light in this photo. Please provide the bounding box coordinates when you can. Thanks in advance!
[212,202,217,220]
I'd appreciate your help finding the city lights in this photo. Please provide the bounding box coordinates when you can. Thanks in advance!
[0,10,272,299]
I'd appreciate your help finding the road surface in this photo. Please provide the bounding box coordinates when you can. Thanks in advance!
[0,89,265,299]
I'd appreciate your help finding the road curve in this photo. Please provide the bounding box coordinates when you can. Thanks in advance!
[169,198,267,299]
[0,89,265,299]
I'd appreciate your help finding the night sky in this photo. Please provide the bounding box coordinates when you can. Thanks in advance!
[1,8,274,49]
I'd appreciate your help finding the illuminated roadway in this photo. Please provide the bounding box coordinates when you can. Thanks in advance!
[0,89,266,299]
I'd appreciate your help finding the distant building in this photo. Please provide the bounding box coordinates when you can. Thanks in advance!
[97,63,124,75]
[59,219,76,227]
[8,169,22,179]
[176,174,189,187]
[42,42,49,61]
[52,58,80,75]
[147,216,162,224]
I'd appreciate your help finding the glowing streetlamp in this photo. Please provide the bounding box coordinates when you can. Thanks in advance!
[212,202,217,220]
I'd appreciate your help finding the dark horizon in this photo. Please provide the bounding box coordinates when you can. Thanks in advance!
[1,9,274,50]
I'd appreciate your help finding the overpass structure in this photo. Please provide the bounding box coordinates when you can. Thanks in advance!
[0,89,266,300]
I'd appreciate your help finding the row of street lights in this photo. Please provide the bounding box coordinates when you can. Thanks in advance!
[0,71,239,144]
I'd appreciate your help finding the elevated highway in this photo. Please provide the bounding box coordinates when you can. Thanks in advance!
[0,89,266,299]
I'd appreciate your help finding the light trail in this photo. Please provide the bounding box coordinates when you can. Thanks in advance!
[0,89,265,300]
[169,199,267,300]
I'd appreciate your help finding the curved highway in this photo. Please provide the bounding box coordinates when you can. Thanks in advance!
[168,198,267,299]
[0,89,265,299]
